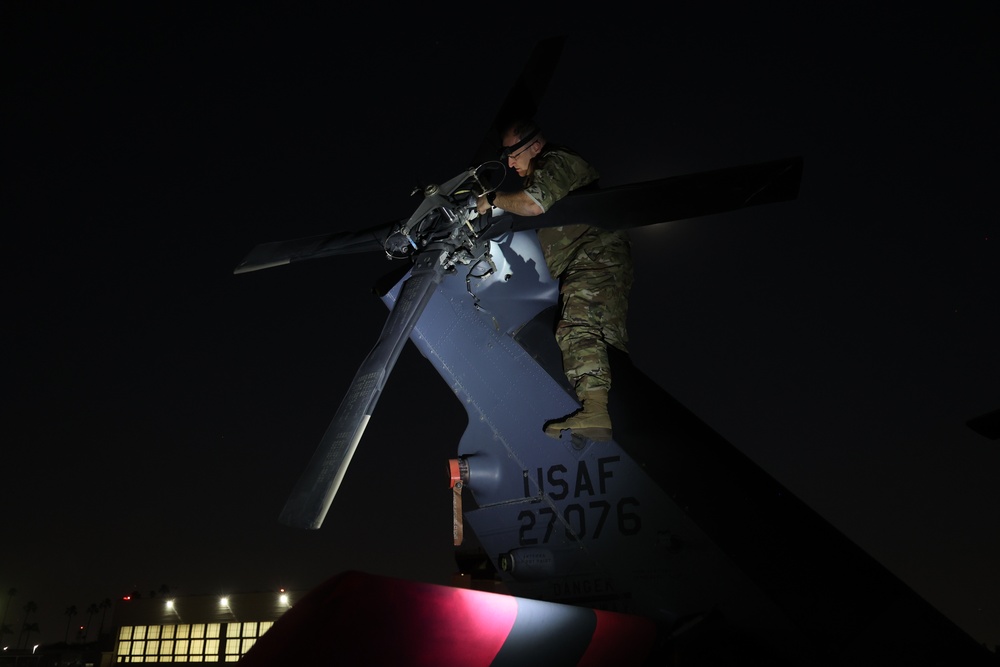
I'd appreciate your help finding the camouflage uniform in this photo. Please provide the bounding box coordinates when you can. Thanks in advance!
[525,146,633,429]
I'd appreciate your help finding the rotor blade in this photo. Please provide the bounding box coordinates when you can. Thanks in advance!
[236,35,567,277]
[508,156,804,232]
[278,250,447,529]
[967,408,1000,440]
[233,221,398,275]
[468,35,566,166]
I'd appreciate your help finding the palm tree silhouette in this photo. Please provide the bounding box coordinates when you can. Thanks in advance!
[21,622,40,649]
[63,605,78,644]
[97,598,112,639]
[84,603,99,642]
[17,601,37,649]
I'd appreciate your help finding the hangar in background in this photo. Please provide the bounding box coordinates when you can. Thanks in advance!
[111,588,303,663]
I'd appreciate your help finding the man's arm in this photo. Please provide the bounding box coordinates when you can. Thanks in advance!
[477,190,543,217]
[477,149,594,217]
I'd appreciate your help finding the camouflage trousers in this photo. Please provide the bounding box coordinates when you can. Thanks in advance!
[550,230,633,401]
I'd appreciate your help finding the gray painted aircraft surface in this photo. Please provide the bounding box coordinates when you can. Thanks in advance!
[234,37,994,666]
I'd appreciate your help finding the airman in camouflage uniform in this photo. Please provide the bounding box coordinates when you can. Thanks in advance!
[477,121,633,441]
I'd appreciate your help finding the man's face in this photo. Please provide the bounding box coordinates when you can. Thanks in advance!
[502,130,537,177]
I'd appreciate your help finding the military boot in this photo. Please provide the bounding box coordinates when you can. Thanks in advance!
[543,387,612,441]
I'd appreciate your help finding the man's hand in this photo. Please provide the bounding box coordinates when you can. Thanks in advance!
[476,192,494,216]
[475,190,541,217]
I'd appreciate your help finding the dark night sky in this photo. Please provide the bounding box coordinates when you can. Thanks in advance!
[3,3,998,650]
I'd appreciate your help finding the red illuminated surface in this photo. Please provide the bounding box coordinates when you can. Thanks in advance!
[240,570,656,666]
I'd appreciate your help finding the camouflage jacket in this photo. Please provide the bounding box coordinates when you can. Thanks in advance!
[527,145,629,279]
[522,144,600,213]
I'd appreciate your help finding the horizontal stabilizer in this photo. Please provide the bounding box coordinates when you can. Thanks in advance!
[239,570,657,667]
